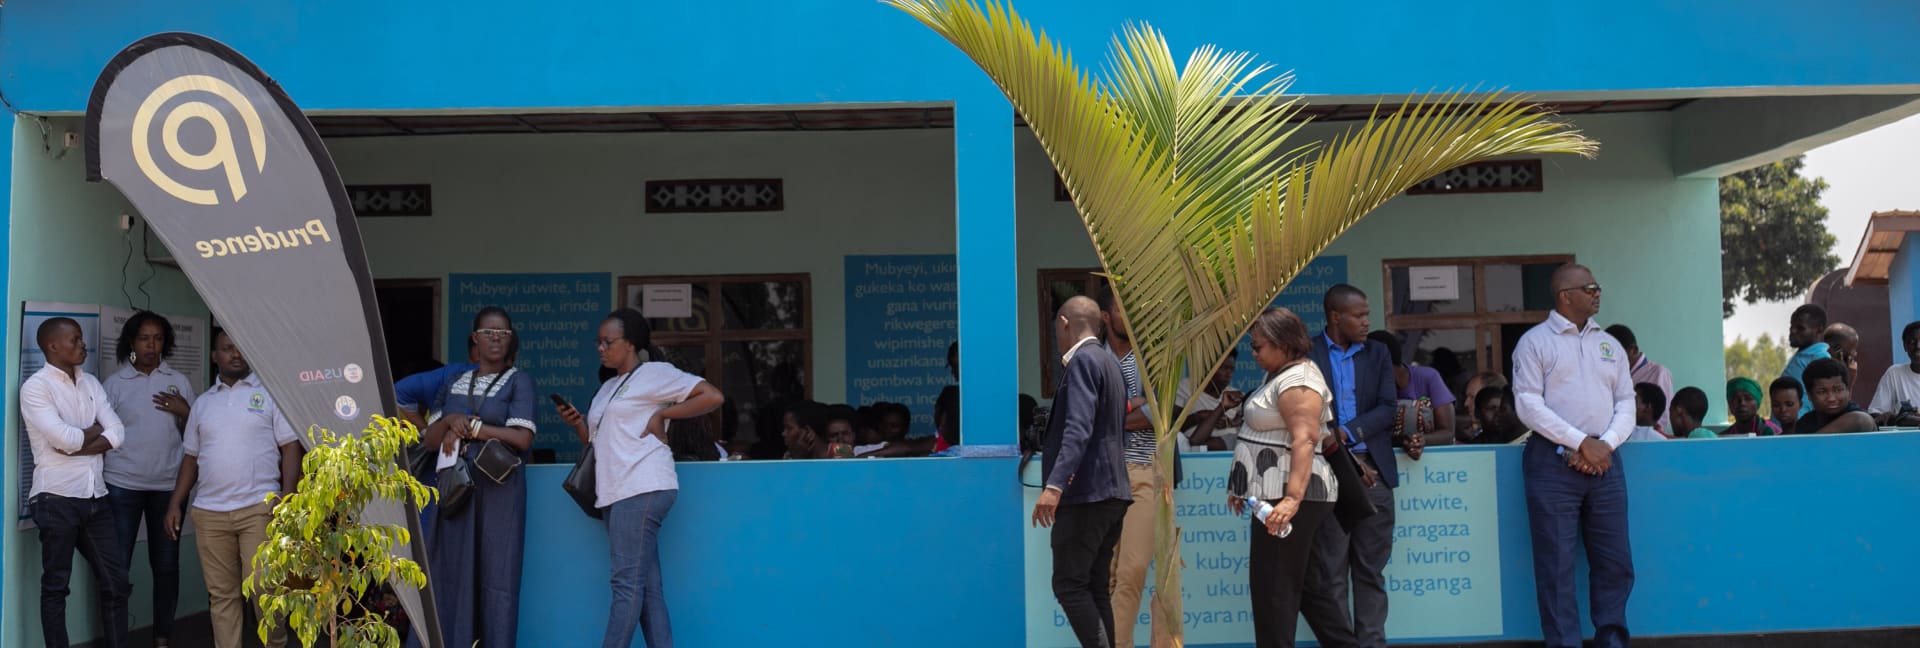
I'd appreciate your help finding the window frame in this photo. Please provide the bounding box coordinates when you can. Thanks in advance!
[618,273,814,403]
[1381,254,1572,376]
[1035,267,1105,397]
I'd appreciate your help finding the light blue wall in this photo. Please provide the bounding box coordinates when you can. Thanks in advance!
[1,116,13,646]
[7,1,1920,113]
[1893,239,1918,359]
[4,117,212,647]
[517,434,1920,646]
[520,458,1025,647]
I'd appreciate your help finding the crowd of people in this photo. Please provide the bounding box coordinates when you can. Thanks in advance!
[1033,265,1917,648]
[20,273,1918,648]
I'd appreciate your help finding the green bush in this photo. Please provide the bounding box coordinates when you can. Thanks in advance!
[245,415,436,648]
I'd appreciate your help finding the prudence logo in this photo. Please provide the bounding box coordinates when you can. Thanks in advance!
[131,74,266,205]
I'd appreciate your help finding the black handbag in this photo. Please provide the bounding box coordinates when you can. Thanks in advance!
[1325,429,1380,531]
[437,450,475,518]
[561,443,601,519]
[473,438,523,484]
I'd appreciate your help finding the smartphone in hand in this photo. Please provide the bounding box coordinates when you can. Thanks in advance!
[549,393,572,410]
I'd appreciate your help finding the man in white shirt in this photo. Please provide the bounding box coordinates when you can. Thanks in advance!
[21,317,130,648]
[1870,321,1920,427]
[102,311,195,648]
[1512,265,1636,648]
[162,330,300,648]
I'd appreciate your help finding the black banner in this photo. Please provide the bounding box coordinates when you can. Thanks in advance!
[83,33,439,646]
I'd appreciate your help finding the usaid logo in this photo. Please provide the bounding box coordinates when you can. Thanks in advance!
[299,367,344,383]
[299,364,364,384]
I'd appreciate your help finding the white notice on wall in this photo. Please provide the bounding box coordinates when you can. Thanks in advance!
[1408,266,1460,301]
[642,284,694,318]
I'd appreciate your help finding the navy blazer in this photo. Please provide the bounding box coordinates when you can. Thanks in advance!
[1042,339,1133,505]
[1307,331,1404,488]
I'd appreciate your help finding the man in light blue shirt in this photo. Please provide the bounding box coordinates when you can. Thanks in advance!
[1781,304,1831,416]
[1512,264,1636,648]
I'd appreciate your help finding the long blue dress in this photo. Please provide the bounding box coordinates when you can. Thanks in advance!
[410,367,535,648]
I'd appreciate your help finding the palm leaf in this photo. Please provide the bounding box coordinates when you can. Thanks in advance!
[887,0,1596,641]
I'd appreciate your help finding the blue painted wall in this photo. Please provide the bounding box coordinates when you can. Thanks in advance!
[6,0,1920,113]
[519,458,1026,647]
[517,434,1920,646]
[1891,240,1917,361]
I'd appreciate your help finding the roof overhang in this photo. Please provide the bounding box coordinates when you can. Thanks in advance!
[1845,210,1920,286]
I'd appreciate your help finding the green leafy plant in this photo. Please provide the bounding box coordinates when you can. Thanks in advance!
[886,0,1597,641]
[245,416,436,648]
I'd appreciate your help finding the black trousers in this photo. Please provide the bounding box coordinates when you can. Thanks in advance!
[1303,459,1393,648]
[1051,498,1128,648]
[1249,500,1336,648]
[32,494,129,648]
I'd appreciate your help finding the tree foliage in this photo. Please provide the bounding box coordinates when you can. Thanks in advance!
[1721,155,1839,318]
[1725,333,1790,418]
[246,417,435,648]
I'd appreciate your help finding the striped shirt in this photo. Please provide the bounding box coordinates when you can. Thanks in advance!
[1117,349,1155,465]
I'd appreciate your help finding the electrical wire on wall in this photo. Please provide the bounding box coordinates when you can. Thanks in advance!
[138,219,156,309]
[120,217,136,309]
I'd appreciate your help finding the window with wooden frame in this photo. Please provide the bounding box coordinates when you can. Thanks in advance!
[618,274,811,447]
[1381,254,1572,386]
[1036,267,1106,397]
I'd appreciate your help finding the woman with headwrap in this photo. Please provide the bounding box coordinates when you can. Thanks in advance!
[1724,377,1781,437]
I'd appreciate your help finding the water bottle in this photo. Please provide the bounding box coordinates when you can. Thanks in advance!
[1245,495,1293,538]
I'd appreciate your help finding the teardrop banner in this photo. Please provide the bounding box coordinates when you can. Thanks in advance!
[83,32,440,647]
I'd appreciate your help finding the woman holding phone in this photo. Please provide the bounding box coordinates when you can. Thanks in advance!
[556,308,723,648]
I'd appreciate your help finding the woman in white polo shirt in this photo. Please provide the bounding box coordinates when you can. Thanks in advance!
[557,308,723,648]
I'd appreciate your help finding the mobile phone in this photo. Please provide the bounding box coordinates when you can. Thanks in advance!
[549,394,572,410]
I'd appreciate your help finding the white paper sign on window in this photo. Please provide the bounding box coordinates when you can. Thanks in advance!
[1408,266,1460,301]
[642,284,694,318]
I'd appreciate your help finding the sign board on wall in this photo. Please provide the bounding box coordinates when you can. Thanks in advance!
[1021,451,1502,645]
[641,283,694,319]
[17,302,103,527]
[843,255,957,434]
[1227,256,1348,394]
[447,273,610,463]
[1408,265,1461,301]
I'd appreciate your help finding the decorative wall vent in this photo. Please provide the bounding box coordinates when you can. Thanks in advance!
[645,178,784,213]
[347,184,432,217]
[1408,159,1543,195]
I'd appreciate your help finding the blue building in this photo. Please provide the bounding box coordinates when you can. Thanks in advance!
[3,1,1919,645]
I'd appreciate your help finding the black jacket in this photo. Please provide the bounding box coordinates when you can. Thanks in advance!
[1042,339,1133,504]
[1307,332,1404,488]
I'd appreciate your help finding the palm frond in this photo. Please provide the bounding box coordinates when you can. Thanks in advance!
[887,1,1597,642]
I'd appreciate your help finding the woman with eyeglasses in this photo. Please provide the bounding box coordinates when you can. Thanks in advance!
[556,308,724,648]
[1228,307,1351,648]
[412,306,538,648]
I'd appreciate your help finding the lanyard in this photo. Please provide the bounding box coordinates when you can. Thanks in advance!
[591,369,639,442]
[465,369,505,420]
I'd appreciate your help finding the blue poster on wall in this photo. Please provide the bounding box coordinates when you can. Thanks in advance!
[844,255,958,435]
[447,273,610,462]
[1228,256,1348,393]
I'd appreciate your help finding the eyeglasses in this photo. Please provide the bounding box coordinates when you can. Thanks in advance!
[596,337,628,350]
[473,328,514,341]
[1558,283,1603,297]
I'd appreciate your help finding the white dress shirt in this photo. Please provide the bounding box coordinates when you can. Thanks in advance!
[183,373,298,512]
[589,363,704,509]
[103,362,196,491]
[1513,311,1636,451]
[21,364,127,499]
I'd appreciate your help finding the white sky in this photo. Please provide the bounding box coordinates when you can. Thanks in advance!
[1720,113,1920,345]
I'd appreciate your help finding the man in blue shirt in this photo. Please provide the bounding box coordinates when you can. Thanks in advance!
[1781,304,1831,416]
[1302,284,1399,648]
[395,339,477,429]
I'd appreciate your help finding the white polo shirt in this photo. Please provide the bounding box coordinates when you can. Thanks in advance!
[103,362,197,491]
[588,363,703,509]
[21,364,126,499]
[183,373,298,513]
[1512,311,1637,451]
